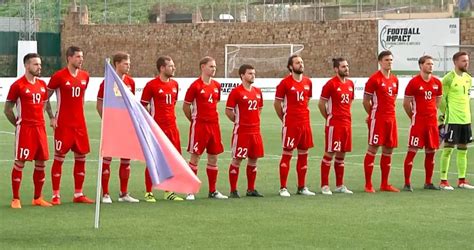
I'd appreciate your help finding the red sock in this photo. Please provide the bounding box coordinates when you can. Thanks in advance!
[33,164,46,199]
[145,167,153,192]
[380,153,392,187]
[424,151,435,185]
[296,153,308,189]
[73,156,86,194]
[403,150,417,185]
[119,159,131,194]
[320,155,332,187]
[334,157,345,187]
[364,152,376,187]
[101,158,111,195]
[279,153,292,188]
[206,164,218,193]
[51,154,64,196]
[189,162,198,175]
[228,164,239,192]
[246,164,257,191]
[11,163,23,199]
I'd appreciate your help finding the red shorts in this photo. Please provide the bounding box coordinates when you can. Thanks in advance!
[231,133,264,159]
[408,123,439,149]
[54,126,90,155]
[368,118,398,148]
[187,120,224,155]
[15,125,49,161]
[162,126,181,154]
[282,124,314,151]
[325,125,352,152]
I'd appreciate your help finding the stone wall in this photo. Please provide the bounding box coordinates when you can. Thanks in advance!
[61,12,474,77]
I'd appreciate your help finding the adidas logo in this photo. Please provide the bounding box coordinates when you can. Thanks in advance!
[243,96,248,99]
[419,86,424,90]
[65,81,71,86]
[337,87,342,91]
[200,89,205,94]
[159,89,164,93]
[381,83,386,87]
[25,89,30,93]
[290,86,296,90]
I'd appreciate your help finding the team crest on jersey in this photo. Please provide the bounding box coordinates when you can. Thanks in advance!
[200,89,205,94]
[433,85,438,90]
[172,88,177,93]
[65,81,71,86]
[213,88,218,93]
[159,89,164,93]
[113,82,122,97]
[25,89,30,93]
[81,80,87,85]
[337,87,342,91]
[304,85,310,90]
[392,83,396,87]
[243,95,248,100]
[348,87,353,91]
[40,87,45,92]
[256,94,261,99]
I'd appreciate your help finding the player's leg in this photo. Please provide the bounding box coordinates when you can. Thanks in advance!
[295,125,314,195]
[245,134,264,197]
[279,126,295,196]
[161,127,184,201]
[380,119,399,192]
[206,123,226,199]
[456,124,473,189]
[32,160,52,207]
[12,125,34,208]
[11,160,25,209]
[229,157,243,198]
[101,157,112,203]
[320,151,334,195]
[72,152,94,203]
[365,119,380,192]
[333,152,352,194]
[403,147,418,191]
[117,158,139,203]
[423,148,439,190]
[440,124,456,190]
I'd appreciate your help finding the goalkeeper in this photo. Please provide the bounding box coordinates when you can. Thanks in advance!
[438,51,474,190]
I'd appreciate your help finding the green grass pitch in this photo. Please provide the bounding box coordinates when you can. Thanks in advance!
[0,100,473,249]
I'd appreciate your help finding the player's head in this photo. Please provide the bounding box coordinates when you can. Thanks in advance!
[23,53,41,77]
[199,56,216,77]
[453,51,469,73]
[332,57,349,77]
[287,55,304,74]
[238,64,256,84]
[418,55,434,74]
[156,56,175,78]
[112,52,130,75]
[66,46,84,69]
[378,50,393,71]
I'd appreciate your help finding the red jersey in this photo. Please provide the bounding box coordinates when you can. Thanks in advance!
[320,76,354,126]
[6,76,48,126]
[226,84,263,134]
[184,77,221,123]
[141,77,179,129]
[97,74,135,99]
[364,71,398,119]
[47,68,89,128]
[405,74,442,125]
[275,75,312,126]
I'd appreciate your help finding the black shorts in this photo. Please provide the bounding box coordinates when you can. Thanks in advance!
[444,124,473,144]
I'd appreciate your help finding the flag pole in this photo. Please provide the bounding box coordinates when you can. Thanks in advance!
[94,59,110,229]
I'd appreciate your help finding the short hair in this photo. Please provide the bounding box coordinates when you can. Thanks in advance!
[418,55,433,65]
[287,54,301,72]
[238,64,255,79]
[66,46,82,58]
[378,50,393,61]
[332,57,346,68]
[23,53,40,64]
[112,52,130,67]
[156,56,172,72]
[453,51,468,62]
[199,56,215,68]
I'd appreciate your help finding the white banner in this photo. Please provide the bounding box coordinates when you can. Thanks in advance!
[2,76,419,102]
[378,18,460,73]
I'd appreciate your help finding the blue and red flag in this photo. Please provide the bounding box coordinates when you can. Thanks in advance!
[100,62,200,194]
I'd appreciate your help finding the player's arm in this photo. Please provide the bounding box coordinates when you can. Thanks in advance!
[96,99,103,118]
[362,94,372,115]
[140,101,150,113]
[436,96,442,108]
[273,99,284,121]
[402,96,413,118]
[183,102,192,122]
[318,99,328,119]
[45,89,57,128]
[4,101,17,126]
[225,108,235,122]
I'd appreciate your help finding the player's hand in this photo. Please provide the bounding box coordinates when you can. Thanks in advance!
[50,117,57,129]
[438,114,445,124]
